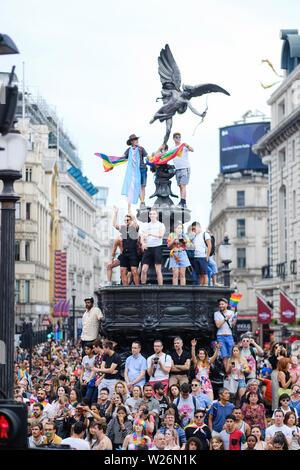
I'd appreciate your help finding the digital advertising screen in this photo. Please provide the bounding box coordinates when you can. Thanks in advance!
[219,121,270,174]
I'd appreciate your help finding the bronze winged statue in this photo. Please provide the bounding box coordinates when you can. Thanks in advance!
[150,44,230,145]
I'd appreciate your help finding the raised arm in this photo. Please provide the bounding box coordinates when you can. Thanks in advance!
[209,343,221,364]
[191,338,198,366]
[112,206,120,231]
[249,338,264,356]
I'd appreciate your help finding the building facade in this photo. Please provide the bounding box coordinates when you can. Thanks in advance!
[254,29,300,338]
[14,93,111,332]
[14,120,59,330]
[209,172,269,323]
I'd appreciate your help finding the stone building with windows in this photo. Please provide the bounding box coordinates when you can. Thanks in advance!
[14,121,59,329]
[254,29,300,337]
[14,93,111,331]
[209,171,269,322]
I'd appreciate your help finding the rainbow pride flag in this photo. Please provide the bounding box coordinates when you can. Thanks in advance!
[95,153,127,172]
[229,293,243,309]
[147,143,185,166]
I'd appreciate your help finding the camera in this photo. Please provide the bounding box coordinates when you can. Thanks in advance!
[153,356,159,364]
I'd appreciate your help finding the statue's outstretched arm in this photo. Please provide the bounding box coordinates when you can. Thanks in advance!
[188,101,207,118]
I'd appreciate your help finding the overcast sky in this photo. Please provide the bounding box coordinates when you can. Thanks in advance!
[1,0,299,228]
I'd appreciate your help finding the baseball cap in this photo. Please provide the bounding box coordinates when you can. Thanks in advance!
[218,298,228,304]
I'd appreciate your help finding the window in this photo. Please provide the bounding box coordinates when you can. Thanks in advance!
[24,280,30,303]
[26,203,31,220]
[15,280,20,304]
[25,168,32,182]
[15,241,20,261]
[25,241,30,261]
[279,186,287,262]
[237,248,246,268]
[292,140,296,161]
[237,219,246,238]
[15,202,21,219]
[278,148,286,169]
[237,191,245,207]
[278,100,285,121]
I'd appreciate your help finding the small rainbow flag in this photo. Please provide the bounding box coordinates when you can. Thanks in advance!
[229,293,243,309]
[147,143,185,166]
[95,153,127,172]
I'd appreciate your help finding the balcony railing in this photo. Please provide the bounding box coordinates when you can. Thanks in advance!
[262,265,273,279]
[276,262,287,280]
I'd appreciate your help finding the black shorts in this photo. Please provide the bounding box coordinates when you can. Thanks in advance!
[142,246,163,266]
[119,252,139,269]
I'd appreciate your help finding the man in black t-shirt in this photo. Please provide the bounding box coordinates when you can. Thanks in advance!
[113,206,140,285]
[154,382,171,424]
[169,337,191,387]
[98,340,121,398]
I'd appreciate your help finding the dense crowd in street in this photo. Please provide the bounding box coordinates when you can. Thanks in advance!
[14,297,300,451]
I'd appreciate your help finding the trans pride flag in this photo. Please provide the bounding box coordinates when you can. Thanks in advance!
[95,153,127,172]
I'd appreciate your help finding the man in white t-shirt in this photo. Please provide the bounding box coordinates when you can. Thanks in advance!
[61,422,90,450]
[81,297,103,349]
[141,208,165,285]
[147,340,173,395]
[214,298,236,369]
[172,132,193,208]
[265,409,293,448]
[191,221,211,286]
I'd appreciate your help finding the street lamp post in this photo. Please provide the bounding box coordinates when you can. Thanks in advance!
[0,132,27,398]
[72,286,76,345]
[219,233,233,287]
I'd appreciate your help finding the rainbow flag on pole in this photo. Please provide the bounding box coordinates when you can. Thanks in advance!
[147,143,185,166]
[229,293,243,309]
[95,153,127,172]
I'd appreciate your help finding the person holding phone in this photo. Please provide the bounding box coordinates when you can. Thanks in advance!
[167,223,191,285]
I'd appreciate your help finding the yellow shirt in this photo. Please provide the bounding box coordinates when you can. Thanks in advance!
[44,434,62,445]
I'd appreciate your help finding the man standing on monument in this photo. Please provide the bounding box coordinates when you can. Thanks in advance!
[122,134,148,210]
[141,208,165,285]
[172,132,193,208]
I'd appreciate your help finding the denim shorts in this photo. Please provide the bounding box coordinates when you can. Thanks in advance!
[175,168,190,186]
[208,257,218,275]
[168,250,191,268]
[238,379,247,389]
[217,335,234,359]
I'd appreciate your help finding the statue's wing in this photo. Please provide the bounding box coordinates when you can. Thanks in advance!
[158,44,181,91]
[183,83,230,99]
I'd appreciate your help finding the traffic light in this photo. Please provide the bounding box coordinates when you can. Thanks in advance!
[0,401,28,449]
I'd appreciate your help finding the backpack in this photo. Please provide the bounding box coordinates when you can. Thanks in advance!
[174,395,198,412]
[203,233,215,256]
[243,347,257,377]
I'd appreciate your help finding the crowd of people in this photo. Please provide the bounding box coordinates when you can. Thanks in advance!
[14,297,300,451]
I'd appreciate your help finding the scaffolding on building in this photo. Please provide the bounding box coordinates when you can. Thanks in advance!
[15,90,82,169]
